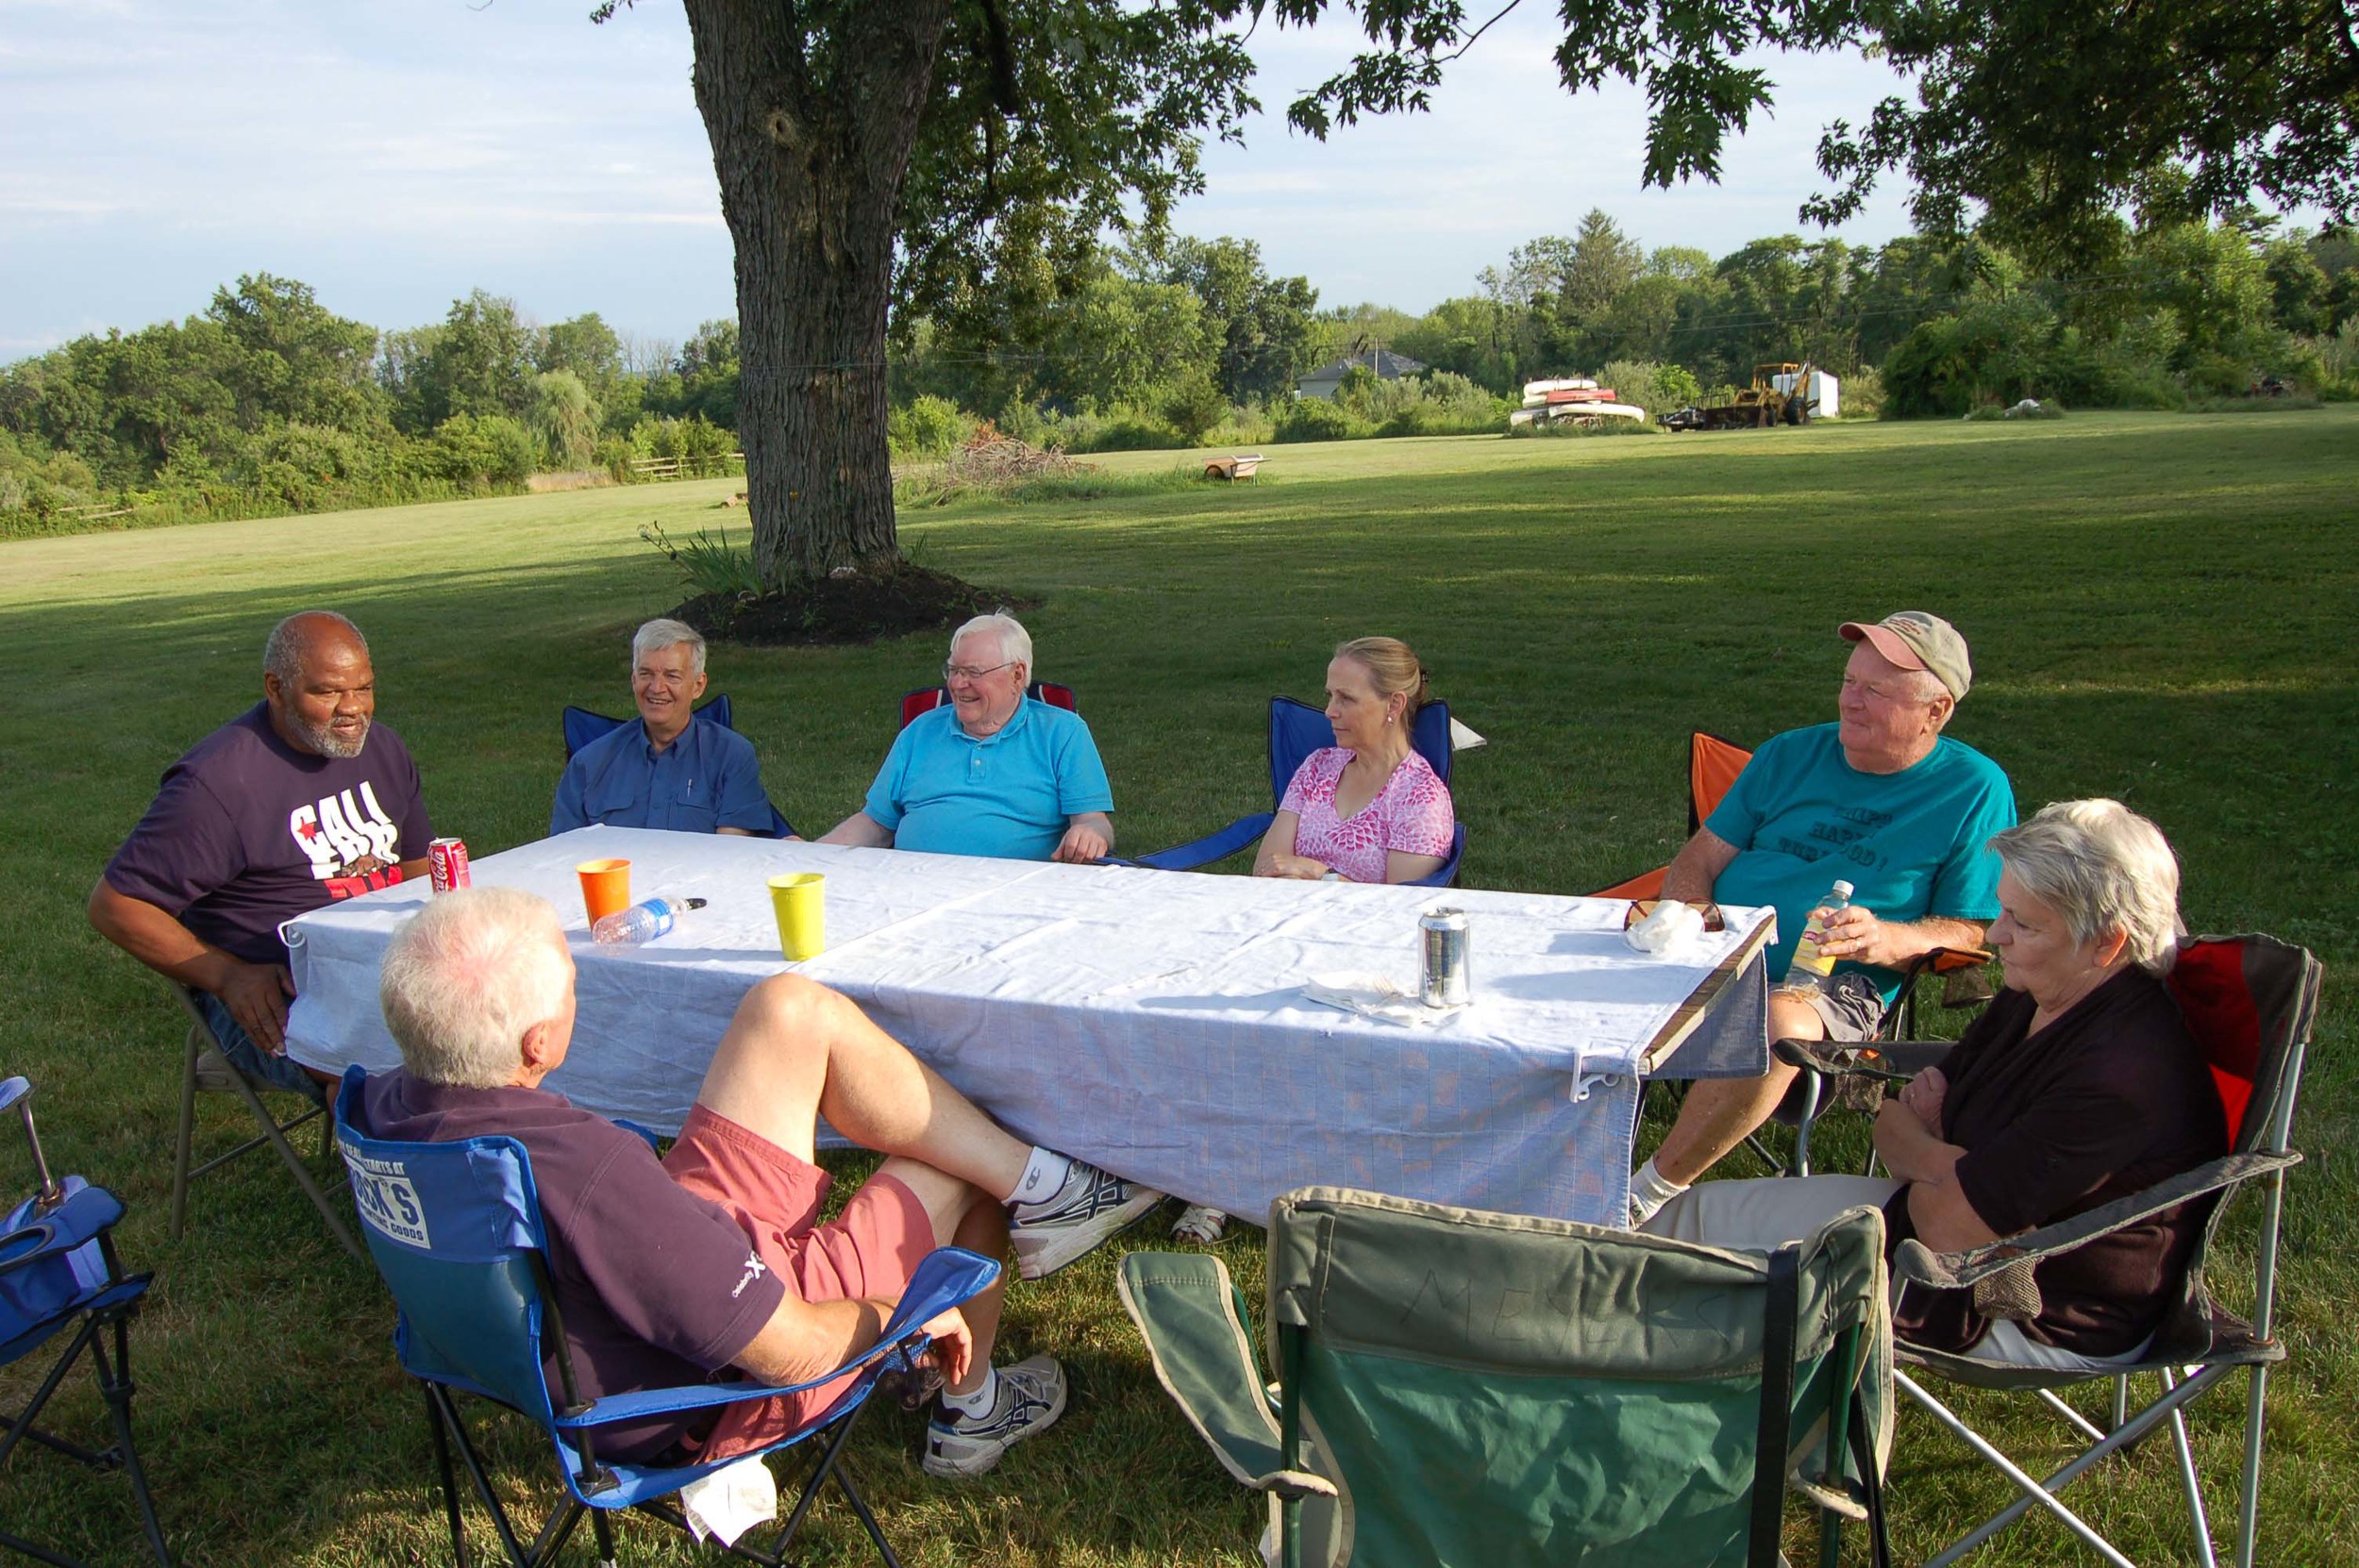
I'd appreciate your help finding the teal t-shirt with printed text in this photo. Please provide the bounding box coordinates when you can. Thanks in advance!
[1706,724,2016,998]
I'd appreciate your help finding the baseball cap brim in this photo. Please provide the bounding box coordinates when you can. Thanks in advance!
[1839,621,1928,673]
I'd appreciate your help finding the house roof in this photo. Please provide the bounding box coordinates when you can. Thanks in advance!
[1300,349,1428,383]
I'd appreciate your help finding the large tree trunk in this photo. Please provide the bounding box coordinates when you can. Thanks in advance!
[682,0,953,585]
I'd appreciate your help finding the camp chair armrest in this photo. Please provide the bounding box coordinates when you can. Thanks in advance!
[1896,945,1993,982]
[552,1245,1003,1429]
[557,1378,828,1427]
[1133,813,1274,873]
[1895,1150,2302,1289]
[1116,1253,1339,1500]
[1774,1037,1949,1084]
[0,1186,124,1277]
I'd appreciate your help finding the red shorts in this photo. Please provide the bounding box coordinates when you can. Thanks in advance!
[663,1105,936,1458]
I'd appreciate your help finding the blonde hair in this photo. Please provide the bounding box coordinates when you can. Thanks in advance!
[1334,636,1429,712]
[379,888,572,1088]
[1990,799,2186,976]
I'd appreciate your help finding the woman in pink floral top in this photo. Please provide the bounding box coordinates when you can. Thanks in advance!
[1172,637,1460,1247]
[1253,636,1455,886]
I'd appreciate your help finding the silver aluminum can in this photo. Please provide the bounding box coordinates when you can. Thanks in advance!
[1419,907,1471,1007]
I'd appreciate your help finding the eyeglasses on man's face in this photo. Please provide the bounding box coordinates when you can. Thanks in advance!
[944,659,1018,683]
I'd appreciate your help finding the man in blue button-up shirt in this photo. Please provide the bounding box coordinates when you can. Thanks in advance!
[821,614,1114,862]
[551,620,776,837]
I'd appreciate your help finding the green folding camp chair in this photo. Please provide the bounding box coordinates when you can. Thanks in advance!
[1120,1186,1893,1567]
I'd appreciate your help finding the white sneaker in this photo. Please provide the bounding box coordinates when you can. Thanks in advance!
[922,1355,1067,1477]
[1008,1162,1163,1280]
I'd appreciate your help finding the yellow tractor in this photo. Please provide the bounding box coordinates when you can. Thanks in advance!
[1669,362,1824,431]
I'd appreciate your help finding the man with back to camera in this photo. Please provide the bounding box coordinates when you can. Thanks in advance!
[354,885,1166,1475]
[552,618,778,837]
[89,610,433,1090]
[1628,611,2017,1226]
[821,612,1114,862]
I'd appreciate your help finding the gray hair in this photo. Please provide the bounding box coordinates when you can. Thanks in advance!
[951,611,1031,671]
[631,618,707,677]
[1990,799,2186,975]
[263,611,367,688]
[379,888,573,1088]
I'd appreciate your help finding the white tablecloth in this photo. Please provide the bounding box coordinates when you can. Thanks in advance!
[286,826,1769,1226]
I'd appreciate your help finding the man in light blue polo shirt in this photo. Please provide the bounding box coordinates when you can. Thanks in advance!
[1630,611,2016,1224]
[551,619,776,837]
[822,614,1114,862]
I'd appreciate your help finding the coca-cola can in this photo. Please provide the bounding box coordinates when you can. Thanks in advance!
[427,837,471,893]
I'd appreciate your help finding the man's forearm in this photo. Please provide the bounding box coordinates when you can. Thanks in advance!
[736,1294,895,1388]
[88,882,239,992]
[820,812,894,848]
[1888,916,1990,962]
[1659,829,1736,904]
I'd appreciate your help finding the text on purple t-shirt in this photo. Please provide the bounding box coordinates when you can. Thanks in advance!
[104,702,433,966]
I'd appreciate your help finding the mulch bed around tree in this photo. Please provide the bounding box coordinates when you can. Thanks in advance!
[670,561,1036,647]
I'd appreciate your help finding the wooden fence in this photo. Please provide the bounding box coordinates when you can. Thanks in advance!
[629,452,746,480]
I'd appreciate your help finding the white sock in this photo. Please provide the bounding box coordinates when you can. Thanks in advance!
[1010,1147,1073,1208]
[1629,1157,1688,1227]
[939,1364,997,1419]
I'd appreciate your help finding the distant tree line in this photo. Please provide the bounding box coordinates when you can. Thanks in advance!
[4,210,2354,534]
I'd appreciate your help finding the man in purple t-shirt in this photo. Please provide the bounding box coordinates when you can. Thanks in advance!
[89,610,433,1093]
[358,886,1165,1476]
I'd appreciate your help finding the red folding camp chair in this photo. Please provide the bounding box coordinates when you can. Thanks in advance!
[899,680,1076,729]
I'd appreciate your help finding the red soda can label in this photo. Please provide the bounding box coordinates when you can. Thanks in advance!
[428,837,471,893]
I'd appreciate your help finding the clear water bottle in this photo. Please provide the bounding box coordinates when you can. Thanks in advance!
[1784,879,1855,990]
[592,895,707,945]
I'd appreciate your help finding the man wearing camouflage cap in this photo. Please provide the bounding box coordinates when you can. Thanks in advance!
[1630,611,2017,1225]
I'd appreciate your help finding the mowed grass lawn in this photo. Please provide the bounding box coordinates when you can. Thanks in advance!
[1,409,2352,1566]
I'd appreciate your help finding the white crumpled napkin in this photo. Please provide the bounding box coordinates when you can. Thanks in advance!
[679,1453,778,1545]
[1302,971,1464,1026]
[1625,899,1706,959]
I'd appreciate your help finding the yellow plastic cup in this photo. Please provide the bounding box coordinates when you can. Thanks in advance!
[768,873,826,960]
[576,859,632,924]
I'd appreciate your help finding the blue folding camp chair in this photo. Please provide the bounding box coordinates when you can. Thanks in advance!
[559,694,798,839]
[332,1069,997,1568]
[0,1076,172,1568]
[1134,696,1464,887]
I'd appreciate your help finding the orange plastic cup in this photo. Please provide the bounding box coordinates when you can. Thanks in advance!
[576,859,632,924]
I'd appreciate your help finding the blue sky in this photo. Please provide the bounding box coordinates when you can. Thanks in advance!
[1,1,1932,359]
